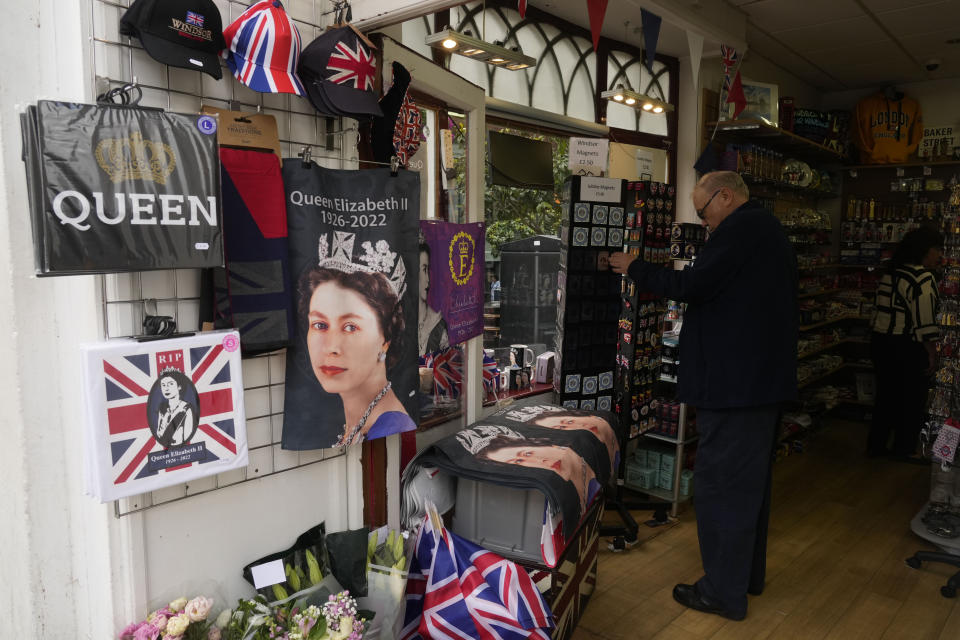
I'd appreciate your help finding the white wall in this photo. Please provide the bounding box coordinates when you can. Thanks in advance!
[0,1,123,637]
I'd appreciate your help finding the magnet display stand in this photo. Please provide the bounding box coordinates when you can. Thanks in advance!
[553,176,627,413]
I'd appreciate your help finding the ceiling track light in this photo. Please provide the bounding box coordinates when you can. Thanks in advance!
[600,86,674,113]
[425,28,536,70]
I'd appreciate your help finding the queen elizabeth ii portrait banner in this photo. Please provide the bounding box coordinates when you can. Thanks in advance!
[281,164,420,450]
[80,331,248,502]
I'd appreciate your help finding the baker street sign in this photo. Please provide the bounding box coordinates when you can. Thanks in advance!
[21,101,224,275]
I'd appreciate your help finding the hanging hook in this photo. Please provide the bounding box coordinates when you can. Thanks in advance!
[301,145,313,168]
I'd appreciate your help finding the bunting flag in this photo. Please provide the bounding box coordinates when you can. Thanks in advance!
[727,70,748,120]
[586,0,608,52]
[720,45,739,94]
[720,44,747,120]
[640,8,662,73]
[518,0,527,19]
[687,31,704,90]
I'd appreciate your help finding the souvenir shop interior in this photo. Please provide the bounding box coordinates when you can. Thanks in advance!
[3,0,960,638]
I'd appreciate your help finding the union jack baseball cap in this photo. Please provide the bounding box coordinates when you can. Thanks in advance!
[120,0,226,79]
[298,26,382,118]
[222,1,305,96]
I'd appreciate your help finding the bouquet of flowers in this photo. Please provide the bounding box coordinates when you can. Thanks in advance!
[220,590,367,640]
[118,595,219,640]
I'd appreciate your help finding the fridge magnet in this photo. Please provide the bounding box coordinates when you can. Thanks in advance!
[591,227,607,246]
[573,202,590,222]
[592,204,608,225]
[572,227,590,247]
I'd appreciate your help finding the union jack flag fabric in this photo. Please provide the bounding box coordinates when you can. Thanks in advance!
[400,510,554,640]
[222,0,306,96]
[394,90,423,166]
[525,504,601,640]
[720,44,739,93]
[328,39,377,91]
[431,347,463,398]
[81,331,248,502]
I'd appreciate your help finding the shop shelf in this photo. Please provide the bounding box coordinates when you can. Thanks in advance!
[844,160,960,171]
[708,119,846,163]
[798,263,842,271]
[643,432,699,445]
[797,337,872,360]
[797,287,851,299]
[742,175,839,198]
[798,314,870,332]
[641,486,694,504]
[797,364,846,389]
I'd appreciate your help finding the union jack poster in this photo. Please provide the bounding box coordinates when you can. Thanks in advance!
[81,331,248,502]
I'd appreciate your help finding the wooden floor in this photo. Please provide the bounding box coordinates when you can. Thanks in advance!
[573,420,960,639]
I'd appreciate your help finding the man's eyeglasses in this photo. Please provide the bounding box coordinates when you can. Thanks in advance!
[696,189,722,220]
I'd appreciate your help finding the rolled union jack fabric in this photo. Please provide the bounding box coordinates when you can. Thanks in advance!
[423,348,499,399]
[400,511,553,640]
[432,347,463,398]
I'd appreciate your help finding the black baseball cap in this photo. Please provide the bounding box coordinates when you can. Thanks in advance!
[298,27,382,118]
[121,0,226,79]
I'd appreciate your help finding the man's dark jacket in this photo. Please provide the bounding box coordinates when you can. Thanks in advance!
[628,202,798,408]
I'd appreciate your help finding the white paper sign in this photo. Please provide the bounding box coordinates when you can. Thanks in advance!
[568,137,609,175]
[579,176,622,203]
[251,559,286,589]
[920,125,955,157]
[636,148,656,178]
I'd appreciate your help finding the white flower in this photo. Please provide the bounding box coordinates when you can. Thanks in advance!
[329,616,354,640]
[185,596,214,621]
[166,613,190,636]
[215,609,232,628]
[169,597,189,612]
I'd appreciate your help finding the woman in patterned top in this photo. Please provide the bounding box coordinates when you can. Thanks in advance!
[869,226,943,461]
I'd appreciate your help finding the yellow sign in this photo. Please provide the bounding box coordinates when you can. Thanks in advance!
[448,231,475,286]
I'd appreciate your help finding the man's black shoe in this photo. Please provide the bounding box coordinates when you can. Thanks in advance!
[672,583,746,621]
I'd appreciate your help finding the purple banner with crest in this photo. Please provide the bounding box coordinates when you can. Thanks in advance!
[420,221,485,348]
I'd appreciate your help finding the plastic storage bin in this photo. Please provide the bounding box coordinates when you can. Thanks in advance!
[451,477,547,564]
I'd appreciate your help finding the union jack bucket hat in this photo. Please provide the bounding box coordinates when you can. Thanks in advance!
[222,0,305,96]
[298,26,383,118]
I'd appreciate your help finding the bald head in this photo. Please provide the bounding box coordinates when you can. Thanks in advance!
[692,171,751,229]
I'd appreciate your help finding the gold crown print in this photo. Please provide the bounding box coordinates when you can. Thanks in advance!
[94,132,176,184]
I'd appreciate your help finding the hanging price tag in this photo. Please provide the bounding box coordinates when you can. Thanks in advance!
[896,167,905,177]
[924,166,933,176]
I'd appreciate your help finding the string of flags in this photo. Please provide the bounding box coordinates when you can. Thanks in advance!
[721,44,747,119]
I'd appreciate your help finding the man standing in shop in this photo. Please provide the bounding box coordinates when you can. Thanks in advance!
[610,171,797,621]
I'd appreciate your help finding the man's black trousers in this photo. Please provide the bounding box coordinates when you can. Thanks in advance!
[693,404,779,618]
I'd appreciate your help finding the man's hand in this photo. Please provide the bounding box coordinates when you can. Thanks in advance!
[608,252,637,275]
